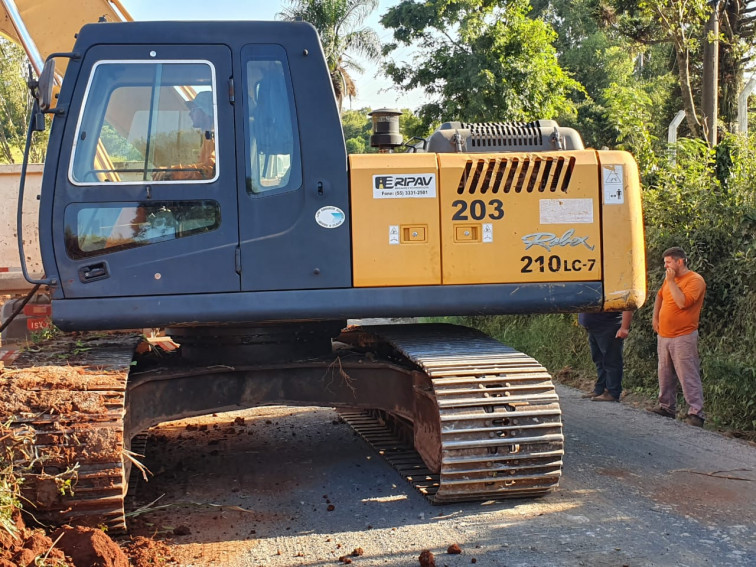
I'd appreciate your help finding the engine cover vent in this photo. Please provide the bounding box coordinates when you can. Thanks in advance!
[467,122,544,148]
[455,156,576,195]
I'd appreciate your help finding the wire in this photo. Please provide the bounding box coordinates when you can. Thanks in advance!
[0,284,42,334]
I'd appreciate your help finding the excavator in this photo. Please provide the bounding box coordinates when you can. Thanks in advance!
[1,0,646,531]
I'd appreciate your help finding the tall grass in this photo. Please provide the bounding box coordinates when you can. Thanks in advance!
[449,314,594,375]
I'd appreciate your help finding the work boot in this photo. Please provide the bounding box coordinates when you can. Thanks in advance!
[685,414,705,427]
[591,392,619,402]
[582,389,606,399]
[647,405,675,418]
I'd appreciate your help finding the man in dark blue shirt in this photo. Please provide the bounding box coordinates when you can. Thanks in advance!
[578,311,633,402]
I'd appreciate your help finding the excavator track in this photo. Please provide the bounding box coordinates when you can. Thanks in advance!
[0,323,562,530]
[337,409,443,498]
[340,323,564,502]
[0,333,141,531]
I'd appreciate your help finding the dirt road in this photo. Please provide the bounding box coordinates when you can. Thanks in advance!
[126,384,756,567]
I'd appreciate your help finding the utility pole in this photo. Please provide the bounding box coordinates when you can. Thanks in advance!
[702,0,721,146]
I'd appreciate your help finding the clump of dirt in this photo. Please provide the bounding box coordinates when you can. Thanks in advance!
[419,549,436,567]
[447,543,462,554]
[173,525,192,536]
[124,536,176,567]
[0,365,121,417]
[0,510,73,567]
[51,525,129,567]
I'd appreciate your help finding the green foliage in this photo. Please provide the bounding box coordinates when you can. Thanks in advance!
[0,421,31,541]
[1,422,71,567]
[532,1,679,159]
[278,0,381,108]
[600,78,658,171]
[448,314,595,376]
[0,468,21,541]
[341,108,375,154]
[99,124,143,162]
[397,107,430,143]
[381,0,584,130]
[0,39,49,163]
[29,324,61,345]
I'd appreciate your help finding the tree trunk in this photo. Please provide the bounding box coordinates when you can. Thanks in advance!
[675,46,701,139]
[330,68,344,112]
[0,127,14,163]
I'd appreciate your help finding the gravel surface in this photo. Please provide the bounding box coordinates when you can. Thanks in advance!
[128,384,756,567]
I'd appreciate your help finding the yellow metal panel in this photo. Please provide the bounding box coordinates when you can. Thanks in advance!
[439,151,603,285]
[598,151,647,310]
[0,0,132,76]
[350,153,441,286]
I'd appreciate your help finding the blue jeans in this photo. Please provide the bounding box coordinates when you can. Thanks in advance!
[587,327,624,399]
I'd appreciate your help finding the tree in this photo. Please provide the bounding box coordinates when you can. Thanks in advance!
[278,0,382,111]
[0,39,47,163]
[381,0,583,130]
[719,1,756,129]
[639,0,710,139]
[599,1,756,139]
[531,1,676,171]
[341,107,374,153]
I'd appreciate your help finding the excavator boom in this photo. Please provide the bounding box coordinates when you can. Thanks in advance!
[0,0,131,75]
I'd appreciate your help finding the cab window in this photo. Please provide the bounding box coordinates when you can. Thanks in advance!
[243,46,302,194]
[64,201,220,258]
[70,61,218,184]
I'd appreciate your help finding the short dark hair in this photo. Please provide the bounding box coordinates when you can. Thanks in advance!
[662,246,687,263]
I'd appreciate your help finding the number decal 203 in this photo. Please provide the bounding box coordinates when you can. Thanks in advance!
[521,256,597,273]
[452,199,504,221]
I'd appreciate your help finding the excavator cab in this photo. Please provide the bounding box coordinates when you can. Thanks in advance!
[40,22,351,315]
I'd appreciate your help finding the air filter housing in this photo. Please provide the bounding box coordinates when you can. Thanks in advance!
[368,108,403,150]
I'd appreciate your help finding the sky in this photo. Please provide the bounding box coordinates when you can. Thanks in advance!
[119,0,424,111]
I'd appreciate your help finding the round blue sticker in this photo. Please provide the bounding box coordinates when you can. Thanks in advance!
[315,206,345,229]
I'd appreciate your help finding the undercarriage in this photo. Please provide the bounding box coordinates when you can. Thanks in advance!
[2,323,563,530]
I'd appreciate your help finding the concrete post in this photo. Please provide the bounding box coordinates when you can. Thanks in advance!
[667,110,686,164]
[737,76,756,134]
[702,0,720,146]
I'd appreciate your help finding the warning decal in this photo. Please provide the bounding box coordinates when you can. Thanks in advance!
[602,165,625,205]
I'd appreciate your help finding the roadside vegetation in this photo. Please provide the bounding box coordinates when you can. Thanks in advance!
[0,39,49,163]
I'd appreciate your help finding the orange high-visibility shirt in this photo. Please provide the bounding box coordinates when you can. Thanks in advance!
[657,270,706,338]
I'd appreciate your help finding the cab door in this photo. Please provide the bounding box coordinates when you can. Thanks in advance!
[53,45,239,298]
[236,43,351,291]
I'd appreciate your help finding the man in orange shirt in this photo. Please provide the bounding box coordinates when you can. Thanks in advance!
[650,247,707,427]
